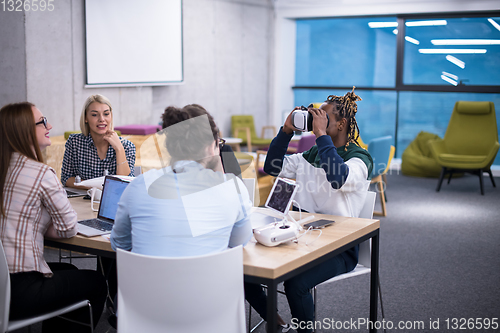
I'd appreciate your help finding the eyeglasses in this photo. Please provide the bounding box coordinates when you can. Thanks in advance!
[35,117,48,129]
[218,138,226,147]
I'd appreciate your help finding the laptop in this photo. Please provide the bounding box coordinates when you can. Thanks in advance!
[77,176,130,237]
[249,177,299,229]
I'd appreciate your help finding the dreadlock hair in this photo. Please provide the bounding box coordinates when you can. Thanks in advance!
[325,87,362,150]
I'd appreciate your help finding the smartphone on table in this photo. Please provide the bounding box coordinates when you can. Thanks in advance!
[303,219,335,229]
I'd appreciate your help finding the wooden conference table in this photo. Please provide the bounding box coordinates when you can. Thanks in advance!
[46,197,380,333]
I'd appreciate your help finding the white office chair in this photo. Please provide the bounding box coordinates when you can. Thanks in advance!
[116,246,246,333]
[0,240,93,333]
[242,177,256,206]
[312,191,385,322]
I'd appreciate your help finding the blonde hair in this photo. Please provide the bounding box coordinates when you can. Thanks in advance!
[79,94,114,136]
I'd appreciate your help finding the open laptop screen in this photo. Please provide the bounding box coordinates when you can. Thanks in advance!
[98,176,130,222]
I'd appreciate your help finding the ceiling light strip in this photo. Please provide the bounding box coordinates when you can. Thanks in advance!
[368,22,398,28]
[431,39,500,45]
[445,55,465,69]
[441,75,458,86]
[419,49,487,54]
[488,18,500,32]
[406,20,447,27]
[405,36,420,45]
[442,71,458,80]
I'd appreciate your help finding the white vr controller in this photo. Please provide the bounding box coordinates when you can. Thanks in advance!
[253,221,300,247]
[253,215,315,247]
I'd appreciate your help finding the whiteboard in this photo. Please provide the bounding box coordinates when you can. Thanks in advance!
[85,0,183,87]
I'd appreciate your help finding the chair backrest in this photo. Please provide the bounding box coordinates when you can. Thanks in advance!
[359,191,376,220]
[116,246,246,333]
[444,101,497,155]
[234,152,255,178]
[242,178,256,206]
[354,130,368,149]
[133,165,142,177]
[367,136,393,178]
[0,241,11,333]
[358,191,376,268]
[231,115,257,140]
[296,134,316,153]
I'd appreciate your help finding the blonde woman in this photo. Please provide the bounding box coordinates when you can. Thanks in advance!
[61,94,136,187]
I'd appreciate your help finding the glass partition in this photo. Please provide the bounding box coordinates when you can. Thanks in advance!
[296,17,397,88]
[293,14,500,166]
[403,17,500,86]
[397,92,500,165]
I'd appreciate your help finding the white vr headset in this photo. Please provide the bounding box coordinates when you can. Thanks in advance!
[291,105,330,132]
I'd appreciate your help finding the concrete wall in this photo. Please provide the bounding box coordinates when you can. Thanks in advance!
[152,0,274,137]
[0,11,27,107]
[0,0,274,138]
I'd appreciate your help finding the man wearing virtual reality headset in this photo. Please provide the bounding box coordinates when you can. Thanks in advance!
[246,88,374,333]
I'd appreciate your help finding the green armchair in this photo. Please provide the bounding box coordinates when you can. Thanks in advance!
[428,101,499,195]
[231,115,276,152]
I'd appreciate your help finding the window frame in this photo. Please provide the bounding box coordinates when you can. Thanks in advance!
[293,11,500,94]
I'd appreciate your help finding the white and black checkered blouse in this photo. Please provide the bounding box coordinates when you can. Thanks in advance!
[61,133,136,185]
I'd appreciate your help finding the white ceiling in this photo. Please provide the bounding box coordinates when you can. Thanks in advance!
[272,0,500,18]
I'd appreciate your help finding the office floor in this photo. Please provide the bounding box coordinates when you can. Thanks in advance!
[11,172,500,332]
[250,172,500,332]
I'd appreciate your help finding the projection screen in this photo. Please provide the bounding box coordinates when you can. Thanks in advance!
[85,0,183,87]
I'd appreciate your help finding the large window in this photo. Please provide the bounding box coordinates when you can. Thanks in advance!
[296,17,397,88]
[403,17,500,86]
[398,92,500,166]
[294,14,500,166]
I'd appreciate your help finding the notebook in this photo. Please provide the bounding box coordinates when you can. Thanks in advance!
[77,176,130,237]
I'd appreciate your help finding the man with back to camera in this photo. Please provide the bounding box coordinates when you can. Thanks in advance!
[109,105,253,328]
[246,89,373,333]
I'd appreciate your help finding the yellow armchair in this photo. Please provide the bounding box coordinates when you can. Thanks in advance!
[231,115,276,152]
[429,101,499,195]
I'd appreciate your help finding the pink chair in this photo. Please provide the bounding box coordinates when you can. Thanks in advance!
[114,124,161,135]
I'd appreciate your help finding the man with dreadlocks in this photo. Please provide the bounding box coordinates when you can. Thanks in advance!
[248,88,373,333]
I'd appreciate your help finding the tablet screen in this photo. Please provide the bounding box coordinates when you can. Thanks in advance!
[265,178,298,215]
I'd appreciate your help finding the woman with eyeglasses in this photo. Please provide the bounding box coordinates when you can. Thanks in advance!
[61,94,136,188]
[0,102,107,332]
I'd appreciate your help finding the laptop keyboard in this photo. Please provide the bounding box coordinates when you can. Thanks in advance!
[79,219,112,232]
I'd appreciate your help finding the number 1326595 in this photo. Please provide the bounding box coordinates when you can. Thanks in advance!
[2,0,55,12]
